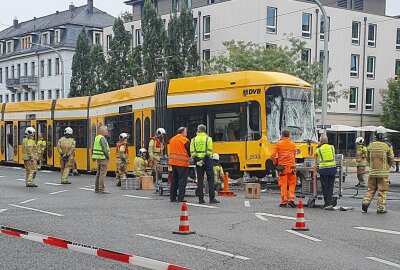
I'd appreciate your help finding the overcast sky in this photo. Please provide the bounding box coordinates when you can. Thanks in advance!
[0,0,400,31]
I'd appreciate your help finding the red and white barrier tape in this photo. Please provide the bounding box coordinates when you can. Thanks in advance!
[0,225,190,270]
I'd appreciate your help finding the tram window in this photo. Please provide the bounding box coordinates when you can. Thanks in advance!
[135,118,142,153]
[18,121,31,144]
[105,114,133,147]
[13,125,17,156]
[55,120,87,148]
[213,112,241,142]
[48,125,53,158]
[144,117,150,148]
[248,101,261,140]
[1,126,4,155]
[171,107,206,139]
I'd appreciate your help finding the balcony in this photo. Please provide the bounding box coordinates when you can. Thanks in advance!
[6,76,38,91]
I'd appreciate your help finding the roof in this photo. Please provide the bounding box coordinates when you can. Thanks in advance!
[168,71,312,94]
[55,96,90,110]
[5,100,53,113]
[0,5,115,40]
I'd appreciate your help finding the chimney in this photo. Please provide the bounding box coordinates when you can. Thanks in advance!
[69,2,75,12]
[87,0,93,14]
[13,17,18,28]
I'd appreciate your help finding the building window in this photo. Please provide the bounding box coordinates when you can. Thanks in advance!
[187,0,192,8]
[349,87,358,109]
[0,95,2,103]
[395,59,400,78]
[302,13,312,38]
[5,94,9,103]
[24,63,28,77]
[368,24,377,47]
[5,67,8,79]
[365,88,374,110]
[17,64,20,79]
[338,0,347,8]
[266,43,277,49]
[172,0,179,12]
[203,16,211,40]
[207,0,215,4]
[31,62,35,76]
[135,29,142,47]
[396,29,400,50]
[11,65,14,79]
[193,18,198,39]
[351,21,360,45]
[266,7,277,34]
[31,92,35,101]
[301,48,311,65]
[320,16,330,40]
[0,43,3,55]
[40,91,45,100]
[366,56,375,79]
[0,68,2,83]
[11,94,15,102]
[55,89,60,99]
[55,58,60,75]
[54,30,61,44]
[93,32,102,45]
[106,35,112,51]
[6,41,13,53]
[40,61,45,77]
[48,59,52,76]
[17,93,21,102]
[48,90,52,100]
[350,54,359,77]
[203,49,210,70]
[24,92,29,101]
[21,36,32,50]
[42,32,49,45]
[354,0,364,10]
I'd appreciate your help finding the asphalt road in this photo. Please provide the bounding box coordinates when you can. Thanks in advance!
[0,165,399,270]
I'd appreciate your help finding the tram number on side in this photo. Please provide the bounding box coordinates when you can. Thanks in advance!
[249,154,261,160]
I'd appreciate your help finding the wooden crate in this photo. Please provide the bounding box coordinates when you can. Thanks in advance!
[141,176,156,190]
[245,183,261,199]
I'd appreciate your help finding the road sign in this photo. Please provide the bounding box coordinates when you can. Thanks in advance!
[317,125,331,129]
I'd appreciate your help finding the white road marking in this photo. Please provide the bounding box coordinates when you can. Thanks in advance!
[366,257,400,268]
[136,234,250,260]
[354,227,400,236]
[9,204,64,217]
[79,187,95,191]
[40,170,52,173]
[45,183,63,186]
[17,179,25,182]
[12,167,22,170]
[0,176,4,178]
[19,199,36,204]
[286,230,322,242]
[254,213,269,221]
[123,195,153,200]
[83,185,95,188]
[254,213,297,221]
[186,202,219,209]
[244,201,251,207]
[49,190,69,195]
[0,209,8,214]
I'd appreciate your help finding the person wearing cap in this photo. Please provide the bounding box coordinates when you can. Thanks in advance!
[22,127,38,187]
[148,128,167,170]
[212,153,224,192]
[169,127,190,203]
[271,130,297,208]
[36,133,47,170]
[355,137,368,188]
[115,133,130,186]
[92,125,111,194]
[57,127,76,184]
[316,135,337,210]
[190,124,220,204]
[362,127,394,214]
[134,148,149,177]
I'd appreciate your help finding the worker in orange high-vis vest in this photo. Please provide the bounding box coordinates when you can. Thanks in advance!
[271,130,297,208]
[168,127,191,203]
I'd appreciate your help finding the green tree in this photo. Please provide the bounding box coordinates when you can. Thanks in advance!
[106,18,132,91]
[121,11,133,23]
[88,45,107,94]
[381,77,400,129]
[165,13,184,79]
[179,3,198,74]
[142,0,166,83]
[69,29,92,97]
[204,38,344,105]
[128,46,144,86]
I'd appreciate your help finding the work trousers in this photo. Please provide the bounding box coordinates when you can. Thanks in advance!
[37,152,44,169]
[320,174,335,206]
[60,157,73,183]
[362,176,389,212]
[278,169,296,204]
[95,159,109,192]
[170,165,189,201]
[196,160,215,202]
[116,159,128,183]
[24,160,37,185]
[357,166,366,185]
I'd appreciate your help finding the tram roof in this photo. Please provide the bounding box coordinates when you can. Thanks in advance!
[168,71,311,94]
[55,96,90,110]
[5,100,53,113]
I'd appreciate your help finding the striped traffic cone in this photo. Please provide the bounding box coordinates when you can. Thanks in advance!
[173,202,196,235]
[292,200,309,231]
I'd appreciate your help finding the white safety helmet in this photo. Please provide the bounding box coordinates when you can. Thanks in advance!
[25,127,36,136]
[355,137,364,144]
[64,127,73,135]
[156,128,166,136]
[376,127,387,134]
[139,148,147,155]
[119,133,129,141]
[212,153,220,161]
[375,126,387,141]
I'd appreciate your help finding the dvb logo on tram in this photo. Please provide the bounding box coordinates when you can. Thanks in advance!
[242,88,261,97]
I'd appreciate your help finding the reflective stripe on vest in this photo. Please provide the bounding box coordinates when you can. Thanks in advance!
[317,144,336,168]
[368,142,391,177]
[193,136,211,158]
[92,135,108,160]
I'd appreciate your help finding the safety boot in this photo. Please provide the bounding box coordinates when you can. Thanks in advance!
[116,181,121,187]
[279,203,287,208]
[61,181,71,184]
[288,201,297,208]
[199,199,205,204]
[26,183,38,187]
[377,209,387,214]
[210,199,220,204]
[362,203,369,213]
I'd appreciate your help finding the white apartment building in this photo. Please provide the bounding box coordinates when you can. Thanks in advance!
[104,0,400,127]
[0,0,115,102]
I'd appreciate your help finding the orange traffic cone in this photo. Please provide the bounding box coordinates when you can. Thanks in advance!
[218,173,236,197]
[292,200,309,231]
[173,202,196,235]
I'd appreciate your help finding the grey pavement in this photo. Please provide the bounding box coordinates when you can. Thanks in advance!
[0,165,399,270]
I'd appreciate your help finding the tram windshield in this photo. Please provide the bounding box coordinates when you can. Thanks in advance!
[266,86,317,143]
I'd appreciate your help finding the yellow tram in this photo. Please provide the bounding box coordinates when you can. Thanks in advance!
[0,71,318,176]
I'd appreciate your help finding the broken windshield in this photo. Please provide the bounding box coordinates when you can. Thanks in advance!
[266,87,317,143]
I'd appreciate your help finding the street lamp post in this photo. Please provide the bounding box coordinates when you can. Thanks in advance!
[28,42,65,98]
[314,0,329,130]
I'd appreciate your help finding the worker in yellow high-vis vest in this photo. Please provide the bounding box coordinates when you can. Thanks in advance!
[92,125,110,194]
[362,127,394,214]
[22,127,38,187]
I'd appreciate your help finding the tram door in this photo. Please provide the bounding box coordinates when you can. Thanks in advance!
[5,122,14,161]
[245,101,262,162]
[135,110,153,157]
[37,121,47,166]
